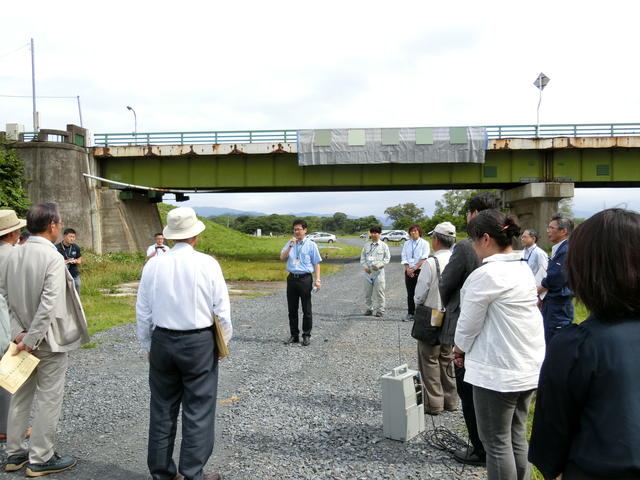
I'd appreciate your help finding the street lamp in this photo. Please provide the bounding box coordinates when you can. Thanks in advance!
[126,105,137,143]
[533,73,550,137]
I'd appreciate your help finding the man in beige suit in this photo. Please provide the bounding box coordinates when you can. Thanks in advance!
[0,203,89,477]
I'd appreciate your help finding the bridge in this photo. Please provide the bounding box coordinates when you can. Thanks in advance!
[6,122,640,252]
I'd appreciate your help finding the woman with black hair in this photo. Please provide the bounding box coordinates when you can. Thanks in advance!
[529,208,640,480]
[453,209,545,480]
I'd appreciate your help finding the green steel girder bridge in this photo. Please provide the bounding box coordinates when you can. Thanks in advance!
[89,123,640,194]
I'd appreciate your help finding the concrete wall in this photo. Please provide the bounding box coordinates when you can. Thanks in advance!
[14,141,162,253]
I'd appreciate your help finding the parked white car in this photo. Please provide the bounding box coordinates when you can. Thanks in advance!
[380,230,409,242]
[308,232,337,243]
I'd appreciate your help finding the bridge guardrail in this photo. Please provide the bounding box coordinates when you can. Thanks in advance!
[22,123,640,146]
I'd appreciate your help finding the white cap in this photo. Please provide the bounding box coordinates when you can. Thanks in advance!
[428,221,456,237]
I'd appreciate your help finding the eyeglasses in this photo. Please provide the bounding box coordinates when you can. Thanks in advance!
[546,225,559,231]
[293,227,304,231]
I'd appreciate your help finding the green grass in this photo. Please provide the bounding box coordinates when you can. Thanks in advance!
[80,205,359,335]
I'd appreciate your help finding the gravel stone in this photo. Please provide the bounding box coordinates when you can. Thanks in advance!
[0,242,487,479]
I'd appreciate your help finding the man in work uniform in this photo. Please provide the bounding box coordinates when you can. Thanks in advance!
[538,214,574,344]
[360,225,391,317]
[137,207,232,480]
[280,219,322,346]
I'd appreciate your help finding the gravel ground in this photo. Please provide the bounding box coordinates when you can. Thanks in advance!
[0,243,487,480]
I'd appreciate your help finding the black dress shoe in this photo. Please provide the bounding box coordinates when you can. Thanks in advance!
[284,336,299,344]
[301,336,310,346]
[453,447,486,466]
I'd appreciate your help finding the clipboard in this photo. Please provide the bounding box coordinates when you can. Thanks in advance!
[213,315,229,359]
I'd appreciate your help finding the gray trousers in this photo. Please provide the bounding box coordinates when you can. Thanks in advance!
[473,386,535,480]
[363,271,386,313]
[7,350,68,464]
[148,327,219,480]
[417,342,457,413]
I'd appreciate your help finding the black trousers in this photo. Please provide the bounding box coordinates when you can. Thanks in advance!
[287,273,313,337]
[148,327,219,480]
[455,365,485,456]
[404,269,421,315]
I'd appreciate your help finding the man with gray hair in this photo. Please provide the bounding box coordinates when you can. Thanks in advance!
[538,214,574,344]
[0,203,89,477]
[137,207,232,480]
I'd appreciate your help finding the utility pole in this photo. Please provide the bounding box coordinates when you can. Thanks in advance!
[30,38,38,133]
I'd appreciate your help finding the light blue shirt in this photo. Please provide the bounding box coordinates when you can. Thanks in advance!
[401,238,430,268]
[281,238,322,274]
[523,244,548,277]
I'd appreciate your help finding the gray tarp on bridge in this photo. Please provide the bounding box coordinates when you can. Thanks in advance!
[297,127,487,166]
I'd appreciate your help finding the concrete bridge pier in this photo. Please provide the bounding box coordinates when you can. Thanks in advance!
[503,182,574,250]
[13,128,162,253]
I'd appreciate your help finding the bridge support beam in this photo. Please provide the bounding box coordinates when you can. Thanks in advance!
[503,182,574,250]
[13,131,162,253]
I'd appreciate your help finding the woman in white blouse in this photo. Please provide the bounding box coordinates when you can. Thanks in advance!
[453,209,545,480]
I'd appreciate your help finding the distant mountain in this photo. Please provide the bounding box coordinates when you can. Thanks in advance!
[190,206,388,226]
[192,206,267,218]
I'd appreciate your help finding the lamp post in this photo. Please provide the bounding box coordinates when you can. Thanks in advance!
[126,105,137,143]
[533,73,550,137]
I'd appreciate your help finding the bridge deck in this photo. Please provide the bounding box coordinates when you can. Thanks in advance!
[93,136,640,192]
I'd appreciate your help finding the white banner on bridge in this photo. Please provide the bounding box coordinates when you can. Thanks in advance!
[297,127,487,166]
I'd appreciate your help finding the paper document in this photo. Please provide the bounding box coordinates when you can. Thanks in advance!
[0,343,40,394]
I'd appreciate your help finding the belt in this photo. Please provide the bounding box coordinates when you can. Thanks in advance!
[289,272,311,278]
[155,326,213,335]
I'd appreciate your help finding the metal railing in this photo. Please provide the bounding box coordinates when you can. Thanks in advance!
[93,129,298,146]
[22,123,640,146]
[485,123,640,139]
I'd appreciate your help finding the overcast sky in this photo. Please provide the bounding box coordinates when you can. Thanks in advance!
[2,0,639,218]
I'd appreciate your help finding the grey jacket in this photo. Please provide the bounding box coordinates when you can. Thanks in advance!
[0,236,89,352]
[438,238,481,345]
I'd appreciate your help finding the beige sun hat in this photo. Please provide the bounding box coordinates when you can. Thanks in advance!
[0,210,27,237]
[162,207,205,240]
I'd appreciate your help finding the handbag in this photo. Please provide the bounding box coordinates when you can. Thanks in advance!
[411,256,445,345]
[213,314,230,359]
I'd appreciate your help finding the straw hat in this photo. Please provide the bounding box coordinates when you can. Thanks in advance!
[0,210,27,237]
[162,207,205,240]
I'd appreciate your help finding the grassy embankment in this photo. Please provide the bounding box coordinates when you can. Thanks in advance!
[81,204,361,337]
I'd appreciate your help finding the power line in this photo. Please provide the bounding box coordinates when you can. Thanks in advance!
[0,94,78,99]
[0,42,29,59]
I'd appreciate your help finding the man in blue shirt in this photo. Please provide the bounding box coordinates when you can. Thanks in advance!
[280,219,322,346]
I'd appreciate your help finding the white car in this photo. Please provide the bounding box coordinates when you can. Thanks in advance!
[380,230,410,242]
[308,232,337,243]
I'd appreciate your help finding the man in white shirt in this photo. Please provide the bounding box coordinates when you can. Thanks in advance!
[136,207,232,480]
[401,224,430,321]
[146,233,169,260]
[520,229,548,282]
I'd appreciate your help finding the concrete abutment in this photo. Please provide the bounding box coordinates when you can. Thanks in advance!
[13,138,161,253]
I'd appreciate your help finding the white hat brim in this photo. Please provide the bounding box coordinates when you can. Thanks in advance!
[0,218,26,237]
